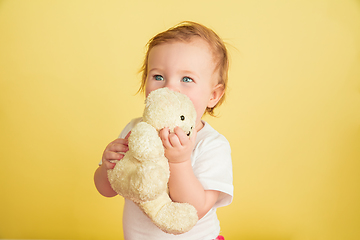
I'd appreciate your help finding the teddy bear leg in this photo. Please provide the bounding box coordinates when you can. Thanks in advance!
[154,201,198,235]
[139,192,198,235]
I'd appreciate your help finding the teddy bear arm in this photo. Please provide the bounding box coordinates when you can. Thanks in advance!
[129,122,164,161]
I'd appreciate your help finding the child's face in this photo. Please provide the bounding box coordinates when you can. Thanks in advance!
[145,38,224,130]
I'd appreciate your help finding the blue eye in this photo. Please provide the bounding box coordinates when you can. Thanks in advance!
[182,76,193,83]
[154,75,164,81]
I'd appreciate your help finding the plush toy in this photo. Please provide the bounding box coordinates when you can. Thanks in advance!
[107,87,198,235]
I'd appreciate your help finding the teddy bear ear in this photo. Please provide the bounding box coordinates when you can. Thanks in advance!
[145,88,169,108]
[144,90,157,108]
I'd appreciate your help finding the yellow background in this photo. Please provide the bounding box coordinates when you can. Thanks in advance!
[1,0,359,239]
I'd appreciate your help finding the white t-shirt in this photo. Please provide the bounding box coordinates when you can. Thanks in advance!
[109,118,233,240]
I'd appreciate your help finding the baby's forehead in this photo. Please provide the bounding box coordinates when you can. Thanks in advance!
[155,37,216,55]
[149,38,219,66]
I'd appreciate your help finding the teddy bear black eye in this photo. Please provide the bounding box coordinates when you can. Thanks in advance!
[180,115,185,121]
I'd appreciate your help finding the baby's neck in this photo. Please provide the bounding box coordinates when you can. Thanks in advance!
[195,120,205,132]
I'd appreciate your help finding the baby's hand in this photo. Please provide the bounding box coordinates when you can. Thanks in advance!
[102,132,130,170]
[160,127,196,164]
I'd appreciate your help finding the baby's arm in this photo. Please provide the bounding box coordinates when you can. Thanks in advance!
[160,127,220,219]
[94,133,130,197]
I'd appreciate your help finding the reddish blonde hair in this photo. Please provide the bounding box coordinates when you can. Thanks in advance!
[139,21,229,116]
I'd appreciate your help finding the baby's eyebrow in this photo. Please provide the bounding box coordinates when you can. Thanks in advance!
[178,70,199,78]
[148,68,163,73]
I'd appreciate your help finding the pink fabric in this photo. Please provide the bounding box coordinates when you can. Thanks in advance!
[215,236,225,240]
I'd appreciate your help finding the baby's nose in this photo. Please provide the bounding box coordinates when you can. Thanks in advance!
[164,82,180,93]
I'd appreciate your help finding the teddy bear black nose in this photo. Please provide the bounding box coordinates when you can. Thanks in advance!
[180,115,185,121]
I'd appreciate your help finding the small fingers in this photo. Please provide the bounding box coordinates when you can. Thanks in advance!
[168,132,181,147]
[108,139,129,153]
[102,137,129,170]
[161,127,193,148]
[102,150,126,170]
[160,128,172,148]
[125,131,131,140]
[173,127,189,145]
[103,150,124,161]
[103,160,116,170]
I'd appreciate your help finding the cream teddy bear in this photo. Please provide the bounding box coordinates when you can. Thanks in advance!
[107,87,198,235]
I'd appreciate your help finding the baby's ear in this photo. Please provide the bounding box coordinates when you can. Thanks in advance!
[208,84,225,108]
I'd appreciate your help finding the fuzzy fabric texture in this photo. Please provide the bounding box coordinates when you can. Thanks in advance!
[107,87,198,235]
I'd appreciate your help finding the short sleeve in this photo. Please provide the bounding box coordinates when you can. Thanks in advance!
[191,124,233,208]
[118,118,142,138]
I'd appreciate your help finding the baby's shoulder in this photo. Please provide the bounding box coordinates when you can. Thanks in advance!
[195,121,230,152]
[197,121,229,144]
